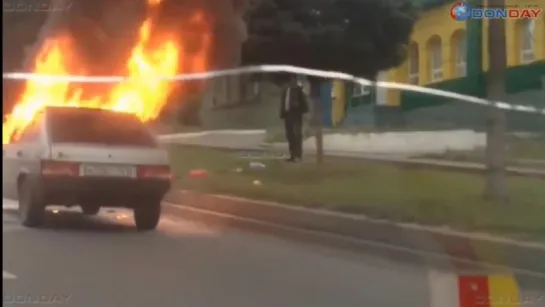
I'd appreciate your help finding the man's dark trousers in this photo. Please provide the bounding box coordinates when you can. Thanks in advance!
[280,85,308,160]
[284,114,303,160]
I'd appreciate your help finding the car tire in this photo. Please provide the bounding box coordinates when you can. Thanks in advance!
[81,205,100,215]
[133,201,161,231]
[18,179,45,228]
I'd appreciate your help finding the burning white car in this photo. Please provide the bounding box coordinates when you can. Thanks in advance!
[3,106,172,231]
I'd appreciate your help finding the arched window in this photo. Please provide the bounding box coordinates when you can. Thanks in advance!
[408,42,419,84]
[450,30,467,77]
[520,19,535,64]
[427,36,443,82]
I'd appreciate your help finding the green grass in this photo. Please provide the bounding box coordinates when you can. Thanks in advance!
[421,135,545,168]
[167,145,545,240]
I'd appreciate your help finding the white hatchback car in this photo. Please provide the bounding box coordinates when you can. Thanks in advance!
[2,106,172,231]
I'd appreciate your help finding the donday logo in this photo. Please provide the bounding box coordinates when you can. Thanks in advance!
[451,1,471,21]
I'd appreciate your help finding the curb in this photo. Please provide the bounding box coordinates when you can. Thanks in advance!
[164,190,545,275]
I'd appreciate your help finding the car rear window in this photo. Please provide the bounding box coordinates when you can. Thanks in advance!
[47,108,158,147]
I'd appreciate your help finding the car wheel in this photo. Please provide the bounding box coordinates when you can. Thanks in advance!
[133,201,161,231]
[81,205,100,215]
[18,179,45,228]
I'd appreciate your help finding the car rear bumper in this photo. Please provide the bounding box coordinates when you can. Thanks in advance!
[39,175,171,207]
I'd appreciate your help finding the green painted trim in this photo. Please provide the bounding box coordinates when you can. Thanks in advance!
[345,83,373,109]
[400,74,484,111]
[465,3,483,78]
[400,61,544,111]
[505,61,545,93]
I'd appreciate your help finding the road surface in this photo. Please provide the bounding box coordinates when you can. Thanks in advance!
[3,199,544,307]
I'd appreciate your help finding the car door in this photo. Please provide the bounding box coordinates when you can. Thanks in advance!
[2,140,21,198]
[3,115,47,198]
[2,132,34,199]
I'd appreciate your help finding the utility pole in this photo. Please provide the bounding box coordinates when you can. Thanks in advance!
[314,97,324,164]
[483,0,509,203]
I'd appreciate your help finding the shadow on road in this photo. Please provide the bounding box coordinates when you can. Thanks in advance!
[3,208,136,233]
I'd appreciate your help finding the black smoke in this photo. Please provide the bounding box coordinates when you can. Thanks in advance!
[2,0,248,116]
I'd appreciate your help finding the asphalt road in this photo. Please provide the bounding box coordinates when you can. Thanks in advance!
[3,198,545,307]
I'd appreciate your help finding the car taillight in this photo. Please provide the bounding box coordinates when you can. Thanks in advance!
[41,161,80,176]
[137,165,172,180]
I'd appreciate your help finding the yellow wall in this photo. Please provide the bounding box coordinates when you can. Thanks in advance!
[366,0,545,107]
[331,81,346,126]
[386,1,466,106]
[481,0,545,70]
[388,0,545,91]
[386,69,404,106]
[408,2,466,84]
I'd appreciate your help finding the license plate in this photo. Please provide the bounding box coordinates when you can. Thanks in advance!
[80,164,136,178]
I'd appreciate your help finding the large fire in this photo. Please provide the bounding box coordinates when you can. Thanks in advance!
[3,0,211,144]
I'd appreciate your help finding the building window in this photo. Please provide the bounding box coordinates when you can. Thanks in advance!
[428,36,443,82]
[520,19,535,64]
[451,30,467,77]
[353,84,370,97]
[408,42,419,84]
[456,39,467,77]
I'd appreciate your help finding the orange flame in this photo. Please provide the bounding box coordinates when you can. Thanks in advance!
[3,0,210,144]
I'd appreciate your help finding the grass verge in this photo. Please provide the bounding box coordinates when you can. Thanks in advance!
[167,145,545,240]
[420,135,545,168]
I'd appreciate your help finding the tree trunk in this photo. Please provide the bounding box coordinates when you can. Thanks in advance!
[315,106,324,164]
[239,75,248,103]
[310,80,324,164]
[483,0,509,203]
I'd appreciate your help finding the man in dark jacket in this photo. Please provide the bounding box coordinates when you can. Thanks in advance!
[279,76,309,162]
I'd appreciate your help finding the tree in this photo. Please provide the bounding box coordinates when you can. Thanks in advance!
[242,0,417,79]
[242,0,417,163]
[3,1,53,116]
[484,0,509,203]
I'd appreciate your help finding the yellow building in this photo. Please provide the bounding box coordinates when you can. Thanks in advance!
[386,0,545,107]
[330,0,544,129]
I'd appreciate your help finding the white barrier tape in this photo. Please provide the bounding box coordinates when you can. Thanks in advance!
[3,64,545,115]
[158,129,266,139]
